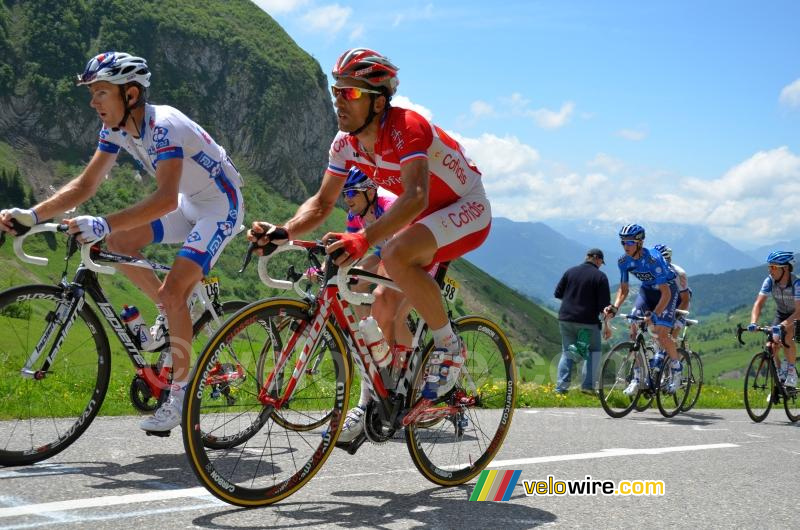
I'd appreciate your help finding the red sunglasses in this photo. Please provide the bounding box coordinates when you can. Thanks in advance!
[331,85,382,101]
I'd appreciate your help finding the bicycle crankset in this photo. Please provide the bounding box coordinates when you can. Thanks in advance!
[363,401,397,444]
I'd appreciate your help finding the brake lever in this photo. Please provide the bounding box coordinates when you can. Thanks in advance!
[239,242,256,273]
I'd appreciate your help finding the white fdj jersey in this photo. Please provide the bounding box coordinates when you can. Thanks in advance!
[96,103,244,275]
[671,263,689,293]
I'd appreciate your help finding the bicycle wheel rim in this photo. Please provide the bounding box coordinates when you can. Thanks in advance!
[782,381,800,422]
[183,298,350,506]
[680,350,703,412]
[405,316,516,486]
[656,352,690,418]
[0,285,110,466]
[598,341,639,418]
[743,352,773,422]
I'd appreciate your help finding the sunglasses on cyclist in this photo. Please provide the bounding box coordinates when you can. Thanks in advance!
[768,264,787,270]
[342,188,369,199]
[331,85,382,101]
[621,240,639,247]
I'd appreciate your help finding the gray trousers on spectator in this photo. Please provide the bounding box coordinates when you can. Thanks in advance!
[556,320,602,392]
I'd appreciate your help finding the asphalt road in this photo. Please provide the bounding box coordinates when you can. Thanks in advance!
[1,407,798,529]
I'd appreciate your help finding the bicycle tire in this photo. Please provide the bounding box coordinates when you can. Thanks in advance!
[405,315,516,486]
[0,284,111,466]
[743,352,774,423]
[598,341,641,418]
[633,346,655,412]
[182,297,350,506]
[655,349,691,418]
[782,376,800,421]
[680,349,703,412]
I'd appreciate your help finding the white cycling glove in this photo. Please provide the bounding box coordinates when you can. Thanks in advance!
[0,207,39,230]
[72,215,110,243]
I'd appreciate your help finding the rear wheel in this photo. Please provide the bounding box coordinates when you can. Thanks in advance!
[405,316,515,486]
[743,352,774,423]
[0,284,111,466]
[655,349,691,418]
[680,349,703,412]
[182,298,350,506]
[598,341,640,418]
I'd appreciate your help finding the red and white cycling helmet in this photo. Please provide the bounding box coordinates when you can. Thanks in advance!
[332,48,399,95]
[76,51,151,88]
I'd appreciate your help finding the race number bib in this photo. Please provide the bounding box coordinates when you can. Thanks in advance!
[202,276,220,300]
[441,276,460,303]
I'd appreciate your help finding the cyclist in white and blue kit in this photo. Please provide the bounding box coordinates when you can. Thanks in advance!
[748,251,799,388]
[603,224,682,395]
[0,52,245,433]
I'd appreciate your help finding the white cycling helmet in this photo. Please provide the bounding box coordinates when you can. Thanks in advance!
[76,51,151,88]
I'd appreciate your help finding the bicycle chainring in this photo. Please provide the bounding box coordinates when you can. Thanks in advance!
[129,369,159,412]
[363,401,395,444]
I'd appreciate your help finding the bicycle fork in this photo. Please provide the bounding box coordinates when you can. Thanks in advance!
[20,287,85,379]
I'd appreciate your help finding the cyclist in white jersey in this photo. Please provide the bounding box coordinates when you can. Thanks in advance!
[0,52,245,432]
[748,251,800,388]
[654,244,691,340]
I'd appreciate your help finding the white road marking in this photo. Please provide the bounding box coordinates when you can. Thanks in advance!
[0,488,212,518]
[488,443,738,468]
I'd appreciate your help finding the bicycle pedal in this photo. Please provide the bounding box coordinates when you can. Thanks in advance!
[144,429,171,438]
[335,432,366,455]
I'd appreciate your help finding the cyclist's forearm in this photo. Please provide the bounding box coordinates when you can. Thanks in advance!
[105,193,176,233]
[33,179,94,221]
[364,192,425,246]
[285,195,336,238]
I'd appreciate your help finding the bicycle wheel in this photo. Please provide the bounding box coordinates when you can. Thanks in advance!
[633,346,655,412]
[655,350,690,418]
[405,316,516,486]
[782,379,800,422]
[183,298,350,506]
[743,352,774,422]
[598,341,640,418]
[0,285,111,466]
[680,349,703,412]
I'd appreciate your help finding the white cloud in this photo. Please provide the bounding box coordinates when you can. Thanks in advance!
[779,78,800,108]
[470,100,495,118]
[300,4,351,33]
[617,128,647,141]
[392,4,434,27]
[252,0,309,15]
[392,95,434,121]
[529,101,575,129]
[348,23,364,41]
[587,153,625,174]
[444,128,800,245]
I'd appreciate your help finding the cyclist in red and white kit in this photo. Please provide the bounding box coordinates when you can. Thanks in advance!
[248,48,491,421]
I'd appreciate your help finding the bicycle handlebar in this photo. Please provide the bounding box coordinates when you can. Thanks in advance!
[11,223,67,267]
[736,323,790,348]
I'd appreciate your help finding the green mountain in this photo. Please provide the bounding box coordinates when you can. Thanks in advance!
[0,0,561,381]
[688,265,766,316]
[0,0,335,202]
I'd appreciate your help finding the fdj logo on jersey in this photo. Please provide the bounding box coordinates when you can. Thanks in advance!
[191,151,221,176]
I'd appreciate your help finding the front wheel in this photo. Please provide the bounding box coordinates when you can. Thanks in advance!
[405,316,516,486]
[182,297,350,506]
[0,284,111,466]
[743,352,774,423]
[598,341,640,418]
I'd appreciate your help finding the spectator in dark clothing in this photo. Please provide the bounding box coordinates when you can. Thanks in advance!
[554,248,611,394]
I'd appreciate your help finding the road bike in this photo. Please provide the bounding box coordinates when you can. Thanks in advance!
[0,223,246,466]
[599,313,691,418]
[182,239,517,506]
[676,315,703,412]
[737,324,800,423]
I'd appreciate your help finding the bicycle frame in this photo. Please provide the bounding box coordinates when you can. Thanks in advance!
[12,223,227,398]
[253,240,467,430]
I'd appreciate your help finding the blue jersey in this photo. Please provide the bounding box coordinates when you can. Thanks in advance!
[759,274,800,314]
[618,247,676,289]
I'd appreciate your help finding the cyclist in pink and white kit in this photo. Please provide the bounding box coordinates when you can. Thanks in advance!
[248,48,491,420]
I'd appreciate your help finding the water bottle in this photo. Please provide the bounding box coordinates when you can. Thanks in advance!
[358,316,392,368]
[649,351,665,373]
[121,305,151,348]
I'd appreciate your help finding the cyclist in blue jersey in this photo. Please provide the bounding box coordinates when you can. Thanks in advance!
[603,224,682,395]
[0,52,244,433]
[748,251,799,388]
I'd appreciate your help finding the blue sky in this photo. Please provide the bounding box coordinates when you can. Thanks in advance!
[254,0,800,248]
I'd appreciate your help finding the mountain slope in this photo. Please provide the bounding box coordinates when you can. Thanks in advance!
[0,0,336,203]
[465,217,591,305]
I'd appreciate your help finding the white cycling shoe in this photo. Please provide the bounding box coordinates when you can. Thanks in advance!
[140,390,183,432]
[337,406,366,443]
[623,379,639,397]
